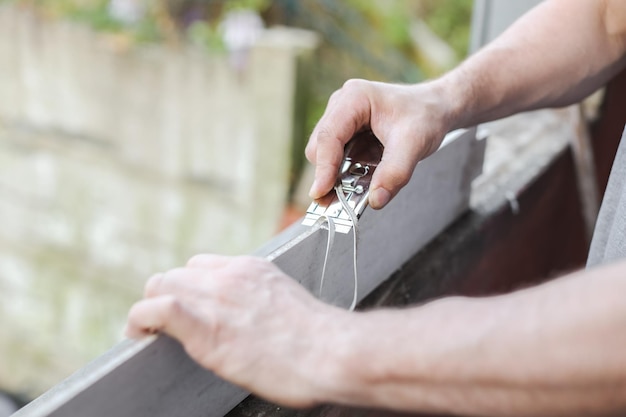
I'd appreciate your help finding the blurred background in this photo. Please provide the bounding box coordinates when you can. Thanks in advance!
[0,0,472,408]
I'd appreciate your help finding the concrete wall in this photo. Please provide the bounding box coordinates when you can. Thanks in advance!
[0,4,317,397]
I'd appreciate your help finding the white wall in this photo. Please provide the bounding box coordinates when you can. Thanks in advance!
[0,4,317,396]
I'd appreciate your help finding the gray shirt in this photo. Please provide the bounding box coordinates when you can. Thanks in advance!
[587,125,626,267]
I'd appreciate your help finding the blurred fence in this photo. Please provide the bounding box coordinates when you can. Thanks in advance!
[0,4,317,396]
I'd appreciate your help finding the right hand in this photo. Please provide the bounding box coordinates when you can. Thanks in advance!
[126,254,355,408]
[305,79,457,209]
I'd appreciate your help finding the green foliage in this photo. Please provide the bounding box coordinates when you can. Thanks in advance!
[288,0,474,186]
[63,1,125,33]
[345,0,412,49]
[2,0,275,50]
[186,21,226,52]
[2,0,164,43]
[5,0,472,57]
[422,0,473,58]
[224,0,271,13]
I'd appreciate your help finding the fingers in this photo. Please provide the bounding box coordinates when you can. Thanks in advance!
[306,79,449,209]
[305,79,417,204]
[128,256,228,351]
[125,295,202,343]
[144,268,189,298]
[306,80,372,199]
[368,128,426,209]
[144,255,234,298]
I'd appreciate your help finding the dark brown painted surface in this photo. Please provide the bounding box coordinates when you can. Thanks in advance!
[227,71,626,417]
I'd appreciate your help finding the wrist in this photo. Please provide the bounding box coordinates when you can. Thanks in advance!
[305,309,374,405]
[312,310,400,407]
[430,69,477,131]
[311,300,487,410]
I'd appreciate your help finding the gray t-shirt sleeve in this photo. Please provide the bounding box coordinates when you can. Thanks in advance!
[587,125,626,267]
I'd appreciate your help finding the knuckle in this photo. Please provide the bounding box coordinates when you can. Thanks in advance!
[305,134,315,149]
[327,89,342,104]
[165,267,189,282]
[236,254,255,264]
[385,169,412,189]
[232,255,264,272]
[127,302,142,323]
[305,146,315,163]
[329,78,369,104]
[186,254,205,267]
[316,127,342,148]
[186,253,216,268]
[342,78,367,91]
[144,272,164,297]
[316,126,332,143]
[340,79,371,106]
[222,256,273,288]
[163,295,184,318]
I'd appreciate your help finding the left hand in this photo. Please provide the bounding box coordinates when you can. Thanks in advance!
[125,254,352,408]
[305,79,454,209]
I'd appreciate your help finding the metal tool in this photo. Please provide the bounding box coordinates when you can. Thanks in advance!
[302,130,384,233]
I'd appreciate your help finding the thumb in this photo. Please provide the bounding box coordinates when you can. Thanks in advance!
[369,129,435,209]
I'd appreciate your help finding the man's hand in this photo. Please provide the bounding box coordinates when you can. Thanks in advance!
[125,254,352,408]
[125,254,626,415]
[305,79,456,209]
[306,0,626,211]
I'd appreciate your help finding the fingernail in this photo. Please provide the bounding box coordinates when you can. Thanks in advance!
[370,188,391,209]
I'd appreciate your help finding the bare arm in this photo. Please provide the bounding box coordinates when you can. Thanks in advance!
[330,260,626,416]
[126,256,626,416]
[307,0,626,208]
[445,0,626,128]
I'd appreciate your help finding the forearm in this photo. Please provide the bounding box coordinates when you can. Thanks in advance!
[437,0,626,129]
[326,261,626,416]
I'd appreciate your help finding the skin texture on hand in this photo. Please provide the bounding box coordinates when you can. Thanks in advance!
[336,261,626,416]
[306,0,626,210]
[126,255,626,416]
[305,80,454,209]
[125,254,353,408]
